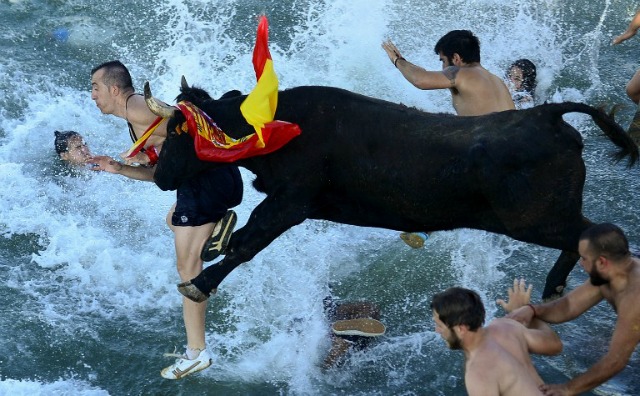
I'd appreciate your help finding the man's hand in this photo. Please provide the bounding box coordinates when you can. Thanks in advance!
[613,10,640,45]
[613,29,637,45]
[497,278,532,313]
[88,155,123,174]
[382,39,404,66]
[540,382,572,396]
[119,150,150,166]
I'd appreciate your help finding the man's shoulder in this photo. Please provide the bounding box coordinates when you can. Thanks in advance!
[489,317,524,330]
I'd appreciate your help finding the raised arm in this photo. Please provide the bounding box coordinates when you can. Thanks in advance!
[381,40,454,90]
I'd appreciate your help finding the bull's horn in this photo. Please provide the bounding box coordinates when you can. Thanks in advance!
[181,75,189,90]
[143,81,175,118]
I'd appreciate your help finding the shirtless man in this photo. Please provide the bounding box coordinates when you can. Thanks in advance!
[612,9,640,104]
[612,9,640,145]
[382,30,515,116]
[431,281,562,396]
[508,223,640,395]
[383,30,515,248]
[89,60,243,379]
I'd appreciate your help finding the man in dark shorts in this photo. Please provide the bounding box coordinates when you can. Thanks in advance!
[89,60,243,379]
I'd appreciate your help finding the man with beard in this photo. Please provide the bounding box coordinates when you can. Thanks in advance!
[508,223,640,395]
[431,282,562,395]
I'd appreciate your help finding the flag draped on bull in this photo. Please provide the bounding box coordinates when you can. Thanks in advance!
[175,15,301,162]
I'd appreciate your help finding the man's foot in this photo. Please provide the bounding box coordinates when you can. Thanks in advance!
[201,210,237,262]
[161,348,212,380]
[332,318,386,337]
[399,232,429,249]
[178,281,214,303]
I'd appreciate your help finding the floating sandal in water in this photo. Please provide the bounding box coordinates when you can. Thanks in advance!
[200,210,237,262]
[399,232,429,249]
[332,318,386,337]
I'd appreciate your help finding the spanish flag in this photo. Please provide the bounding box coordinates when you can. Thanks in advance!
[177,15,301,163]
[240,15,280,148]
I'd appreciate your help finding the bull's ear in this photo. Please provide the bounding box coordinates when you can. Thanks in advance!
[181,75,189,90]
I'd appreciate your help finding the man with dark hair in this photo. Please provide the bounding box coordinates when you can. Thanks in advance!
[382,30,514,117]
[54,130,92,166]
[509,223,640,395]
[382,30,515,249]
[89,60,243,379]
[432,282,562,395]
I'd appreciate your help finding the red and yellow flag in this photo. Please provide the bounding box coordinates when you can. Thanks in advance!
[240,15,280,148]
[177,15,300,162]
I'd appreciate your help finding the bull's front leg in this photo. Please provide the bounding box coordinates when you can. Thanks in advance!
[541,250,580,300]
[178,193,312,302]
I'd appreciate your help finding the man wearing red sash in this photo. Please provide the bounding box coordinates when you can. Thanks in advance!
[89,60,242,379]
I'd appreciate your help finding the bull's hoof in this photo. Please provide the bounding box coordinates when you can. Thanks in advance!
[542,285,565,302]
[177,281,212,303]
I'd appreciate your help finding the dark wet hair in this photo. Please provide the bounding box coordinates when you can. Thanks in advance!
[91,60,134,91]
[430,287,485,331]
[580,223,630,261]
[434,30,481,64]
[509,59,537,94]
[54,130,82,155]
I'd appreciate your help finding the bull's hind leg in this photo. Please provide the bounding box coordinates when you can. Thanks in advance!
[180,194,312,302]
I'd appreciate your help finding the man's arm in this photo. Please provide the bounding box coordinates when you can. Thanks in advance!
[540,300,640,395]
[496,279,562,356]
[521,318,563,356]
[90,155,155,181]
[508,280,603,325]
[381,40,454,90]
[613,10,640,45]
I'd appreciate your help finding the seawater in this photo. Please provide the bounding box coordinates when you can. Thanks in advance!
[0,0,638,395]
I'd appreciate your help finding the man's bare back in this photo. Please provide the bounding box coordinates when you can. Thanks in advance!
[465,319,546,396]
[432,284,560,396]
[449,65,516,116]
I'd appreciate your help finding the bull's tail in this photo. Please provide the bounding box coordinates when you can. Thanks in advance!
[549,102,639,167]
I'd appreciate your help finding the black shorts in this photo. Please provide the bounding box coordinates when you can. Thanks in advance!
[172,166,243,227]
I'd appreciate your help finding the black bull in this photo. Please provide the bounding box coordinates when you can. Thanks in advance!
[148,83,639,302]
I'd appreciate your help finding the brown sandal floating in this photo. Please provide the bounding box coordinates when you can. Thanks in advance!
[332,318,386,337]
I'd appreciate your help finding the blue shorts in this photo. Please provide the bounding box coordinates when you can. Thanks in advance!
[172,166,243,227]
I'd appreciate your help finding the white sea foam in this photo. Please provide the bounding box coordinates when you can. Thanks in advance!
[0,0,637,394]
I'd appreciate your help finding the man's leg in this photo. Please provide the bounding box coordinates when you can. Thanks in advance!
[161,205,215,379]
[174,223,213,351]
